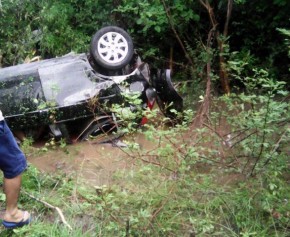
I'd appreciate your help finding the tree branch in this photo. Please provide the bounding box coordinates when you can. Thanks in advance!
[161,0,194,67]
[23,190,73,230]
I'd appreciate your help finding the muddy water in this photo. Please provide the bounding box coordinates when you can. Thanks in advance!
[27,133,153,187]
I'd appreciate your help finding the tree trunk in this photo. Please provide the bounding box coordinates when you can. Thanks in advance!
[217,33,231,94]
[218,0,233,94]
[200,0,233,94]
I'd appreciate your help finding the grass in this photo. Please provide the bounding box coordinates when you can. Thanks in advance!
[0,101,289,236]
[0,147,288,237]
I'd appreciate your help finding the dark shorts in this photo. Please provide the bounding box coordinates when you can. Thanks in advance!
[0,120,27,179]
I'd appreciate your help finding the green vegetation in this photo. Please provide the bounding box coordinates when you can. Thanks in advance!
[1,85,289,235]
[2,70,289,235]
[0,0,289,236]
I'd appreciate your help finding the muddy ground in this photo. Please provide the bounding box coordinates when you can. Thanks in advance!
[27,133,151,187]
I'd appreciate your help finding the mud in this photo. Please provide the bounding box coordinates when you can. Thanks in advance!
[27,133,153,187]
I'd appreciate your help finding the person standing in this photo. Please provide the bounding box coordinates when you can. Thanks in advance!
[0,109,31,228]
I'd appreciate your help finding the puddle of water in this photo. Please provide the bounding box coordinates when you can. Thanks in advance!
[27,133,153,187]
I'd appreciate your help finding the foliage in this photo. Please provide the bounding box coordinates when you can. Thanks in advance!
[278,28,290,57]
[111,91,144,133]
[1,0,290,90]
[0,0,289,236]
[229,0,290,79]
[115,0,201,68]
[0,0,43,66]
[5,88,287,236]
[219,55,289,171]
[0,0,118,65]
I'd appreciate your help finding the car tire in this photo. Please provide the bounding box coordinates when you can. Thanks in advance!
[80,117,119,142]
[90,26,134,70]
[152,69,183,121]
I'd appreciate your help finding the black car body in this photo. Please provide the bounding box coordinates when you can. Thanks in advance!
[0,26,183,142]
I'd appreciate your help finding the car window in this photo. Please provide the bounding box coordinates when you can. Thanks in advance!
[39,54,96,106]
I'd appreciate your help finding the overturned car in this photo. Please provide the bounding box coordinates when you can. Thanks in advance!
[0,26,183,142]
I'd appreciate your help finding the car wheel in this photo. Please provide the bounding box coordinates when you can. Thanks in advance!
[90,26,134,70]
[152,69,183,122]
[80,117,123,143]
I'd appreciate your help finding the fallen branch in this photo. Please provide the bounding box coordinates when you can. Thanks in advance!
[22,190,72,230]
